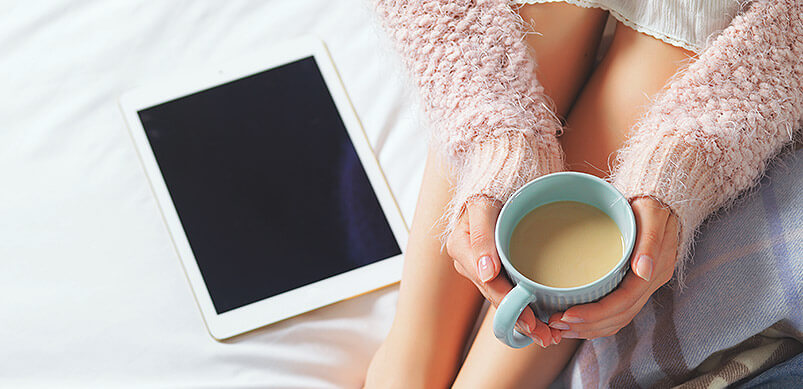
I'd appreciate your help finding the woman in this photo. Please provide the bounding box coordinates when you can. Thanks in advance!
[366,0,803,387]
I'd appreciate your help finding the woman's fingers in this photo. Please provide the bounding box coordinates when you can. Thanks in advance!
[443,212,511,300]
[445,209,472,278]
[550,327,562,345]
[467,198,502,283]
[512,303,553,347]
[553,199,673,330]
[452,254,549,344]
[445,201,554,346]
[448,231,545,343]
[557,271,650,324]
[556,279,655,338]
[484,276,554,346]
[559,251,674,338]
[466,198,552,342]
[629,197,670,282]
[529,313,557,347]
[547,312,565,344]
[552,201,681,339]
[559,243,679,339]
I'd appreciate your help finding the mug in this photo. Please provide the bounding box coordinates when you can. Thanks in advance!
[492,172,637,348]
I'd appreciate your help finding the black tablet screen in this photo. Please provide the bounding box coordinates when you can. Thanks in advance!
[138,57,402,314]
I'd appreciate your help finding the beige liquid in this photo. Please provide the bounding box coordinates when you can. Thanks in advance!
[509,201,624,288]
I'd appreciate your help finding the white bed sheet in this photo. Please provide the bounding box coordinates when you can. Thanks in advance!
[0,1,427,387]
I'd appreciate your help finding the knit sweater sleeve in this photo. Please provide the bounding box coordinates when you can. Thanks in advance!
[611,0,803,279]
[373,0,564,245]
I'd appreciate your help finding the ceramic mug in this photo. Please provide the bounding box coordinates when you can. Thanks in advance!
[492,172,637,348]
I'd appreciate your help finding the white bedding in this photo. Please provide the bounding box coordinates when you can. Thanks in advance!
[0,1,425,387]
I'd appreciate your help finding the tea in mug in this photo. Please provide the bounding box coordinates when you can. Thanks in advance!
[509,201,624,288]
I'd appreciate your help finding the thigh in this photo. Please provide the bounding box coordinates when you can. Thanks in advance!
[560,21,696,176]
[371,145,485,388]
[518,2,609,117]
[393,144,483,337]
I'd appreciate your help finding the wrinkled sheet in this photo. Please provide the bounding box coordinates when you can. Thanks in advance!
[0,1,426,387]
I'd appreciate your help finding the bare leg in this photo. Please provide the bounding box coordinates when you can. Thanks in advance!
[453,21,696,389]
[561,21,696,175]
[365,145,484,388]
[365,3,608,387]
[519,2,609,118]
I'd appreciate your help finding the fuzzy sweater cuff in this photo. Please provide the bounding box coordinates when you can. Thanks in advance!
[374,0,565,246]
[612,0,803,282]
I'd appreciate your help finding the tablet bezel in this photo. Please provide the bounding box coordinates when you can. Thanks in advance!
[119,36,408,340]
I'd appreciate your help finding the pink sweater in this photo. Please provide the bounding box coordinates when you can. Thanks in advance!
[375,0,803,277]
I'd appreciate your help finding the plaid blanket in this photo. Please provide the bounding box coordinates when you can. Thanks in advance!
[558,148,803,388]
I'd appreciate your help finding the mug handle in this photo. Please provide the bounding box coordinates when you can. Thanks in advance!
[493,284,537,348]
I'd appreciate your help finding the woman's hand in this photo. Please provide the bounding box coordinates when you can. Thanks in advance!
[547,197,680,340]
[445,197,561,347]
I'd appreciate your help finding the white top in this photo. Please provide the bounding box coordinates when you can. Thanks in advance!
[514,0,747,52]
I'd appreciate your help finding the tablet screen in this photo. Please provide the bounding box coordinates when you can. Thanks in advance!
[137,57,402,314]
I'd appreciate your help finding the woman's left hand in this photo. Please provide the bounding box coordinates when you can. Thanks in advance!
[547,197,680,340]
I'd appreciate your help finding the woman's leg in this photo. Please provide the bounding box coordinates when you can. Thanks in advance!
[519,2,610,118]
[365,146,484,388]
[365,3,609,387]
[560,20,696,175]
[453,21,696,389]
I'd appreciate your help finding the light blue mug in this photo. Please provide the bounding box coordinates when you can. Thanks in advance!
[492,172,637,348]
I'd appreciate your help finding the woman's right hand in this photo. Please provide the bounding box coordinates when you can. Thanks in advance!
[445,197,561,347]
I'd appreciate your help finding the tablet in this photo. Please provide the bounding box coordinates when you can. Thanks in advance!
[119,37,408,340]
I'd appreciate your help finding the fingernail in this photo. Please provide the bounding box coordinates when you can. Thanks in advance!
[516,319,527,334]
[561,314,584,323]
[477,255,495,283]
[549,322,570,330]
[635,254,653,281]
[562,331,580,339]
[533,335,546,347]
[516,318,532,334]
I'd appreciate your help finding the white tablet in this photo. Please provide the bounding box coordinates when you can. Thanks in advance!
[119,36,408,340]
